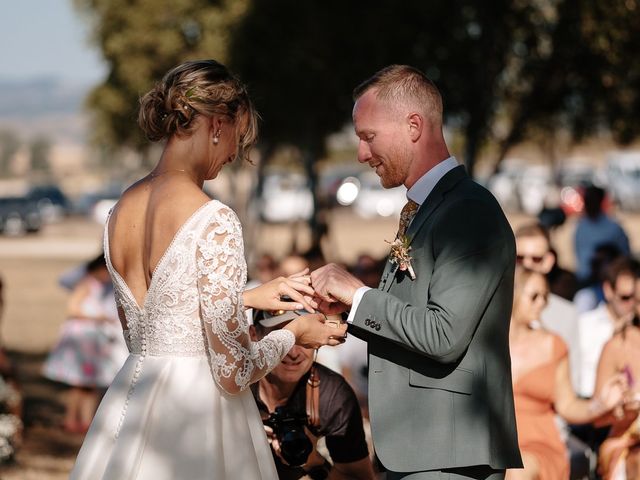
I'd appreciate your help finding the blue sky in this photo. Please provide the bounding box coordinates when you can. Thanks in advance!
[0,0,106,83]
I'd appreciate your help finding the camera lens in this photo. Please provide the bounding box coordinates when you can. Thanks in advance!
[279,428,313,466]
[264,406,313,467]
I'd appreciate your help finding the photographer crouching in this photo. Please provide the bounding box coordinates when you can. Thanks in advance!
[250,307,375,480]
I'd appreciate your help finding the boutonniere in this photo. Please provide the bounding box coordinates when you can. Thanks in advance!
[385,235,416,280]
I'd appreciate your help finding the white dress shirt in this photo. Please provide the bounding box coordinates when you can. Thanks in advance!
[347,157,459,323]
[576,303,615,398]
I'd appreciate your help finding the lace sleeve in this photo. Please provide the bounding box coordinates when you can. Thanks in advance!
[196,206,295,394]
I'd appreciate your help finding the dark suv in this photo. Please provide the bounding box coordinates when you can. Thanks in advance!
[0,197,42,235]
[27,184,71,221]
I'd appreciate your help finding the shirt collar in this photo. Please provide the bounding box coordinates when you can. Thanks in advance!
[407,156,459,205]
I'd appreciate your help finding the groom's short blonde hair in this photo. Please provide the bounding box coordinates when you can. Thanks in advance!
[353,65,443,123]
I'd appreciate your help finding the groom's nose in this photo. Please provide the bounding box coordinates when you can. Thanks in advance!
[358,140,372,163]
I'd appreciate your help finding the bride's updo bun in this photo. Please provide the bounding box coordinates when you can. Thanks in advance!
[138,59,258,160]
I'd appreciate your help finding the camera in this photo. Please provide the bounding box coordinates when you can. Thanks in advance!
[263,406,312,466]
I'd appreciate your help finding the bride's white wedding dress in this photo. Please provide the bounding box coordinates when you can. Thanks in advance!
[70,200,294,480]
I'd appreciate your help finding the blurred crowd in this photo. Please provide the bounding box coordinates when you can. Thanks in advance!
[0,183,639,480]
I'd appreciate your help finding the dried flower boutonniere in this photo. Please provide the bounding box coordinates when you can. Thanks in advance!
[385,235,416,280]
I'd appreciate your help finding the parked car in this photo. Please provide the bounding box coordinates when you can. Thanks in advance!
[352,171,406,218]
[557,161,596,188]
[556,162,596,215]
[72,182,124,222]
[259,172,313,223]
[486,160,525,213]
[0,197,42,235]
[26,184,71,222]
[606,151,640,211]
[518,164,555,216]
[318,164,366,208]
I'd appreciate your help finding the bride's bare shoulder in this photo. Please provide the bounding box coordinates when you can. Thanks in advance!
[113,177,211,222]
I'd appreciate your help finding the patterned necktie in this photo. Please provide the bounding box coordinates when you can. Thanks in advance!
[396,199,419,239]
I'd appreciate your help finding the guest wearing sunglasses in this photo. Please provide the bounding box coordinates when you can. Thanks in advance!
[577,257,640,399]
[594,277,640,479]
[514,223,581,389]
[506,267,628,480]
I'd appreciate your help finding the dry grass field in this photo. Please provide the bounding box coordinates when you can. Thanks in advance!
[1,208,639,478]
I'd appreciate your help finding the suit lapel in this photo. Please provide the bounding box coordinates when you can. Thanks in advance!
[406,165,467,244]
[378,165,467,292]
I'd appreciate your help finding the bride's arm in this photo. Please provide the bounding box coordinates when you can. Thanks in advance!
[242,270,317,313]
[196,207,295,395]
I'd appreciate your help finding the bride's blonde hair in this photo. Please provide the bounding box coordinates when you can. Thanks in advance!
[138,59,258,161]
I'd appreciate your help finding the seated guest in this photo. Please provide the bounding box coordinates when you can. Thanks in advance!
[576,257,639,399]
[573,242,622,315]
[595,318,640,479]
[514,223,581,389]
[250,308,375,480]
[507,267,628,480]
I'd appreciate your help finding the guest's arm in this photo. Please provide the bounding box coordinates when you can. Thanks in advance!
[554,354,626,425]
[594,336,639,425]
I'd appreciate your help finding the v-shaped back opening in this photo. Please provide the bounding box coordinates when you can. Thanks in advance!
[104,199,217,312]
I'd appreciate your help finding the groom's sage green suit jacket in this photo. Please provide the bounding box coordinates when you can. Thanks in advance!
[351,165,523,473]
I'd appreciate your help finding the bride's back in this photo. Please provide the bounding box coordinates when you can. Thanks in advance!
[107,176,210,313]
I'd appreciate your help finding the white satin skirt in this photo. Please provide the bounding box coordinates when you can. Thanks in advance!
[69,354,277,480]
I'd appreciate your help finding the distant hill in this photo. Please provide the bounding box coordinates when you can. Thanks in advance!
[0,77,94,144]
[0,77,91,117]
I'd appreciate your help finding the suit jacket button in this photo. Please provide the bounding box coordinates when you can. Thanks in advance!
[364,318,370,326]
[375,324,381,331]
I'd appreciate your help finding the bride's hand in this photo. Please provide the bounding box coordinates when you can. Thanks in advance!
[283,313,347,348]
[243,269,318,313]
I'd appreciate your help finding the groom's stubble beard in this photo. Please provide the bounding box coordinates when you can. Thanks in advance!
[378,141,412,189]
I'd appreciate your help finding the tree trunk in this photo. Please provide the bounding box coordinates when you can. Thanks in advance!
[302,148,323,254]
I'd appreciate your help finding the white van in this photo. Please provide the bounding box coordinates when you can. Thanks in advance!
[606,151,640,211]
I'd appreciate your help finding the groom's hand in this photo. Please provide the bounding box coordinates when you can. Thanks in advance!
[316,299,349,316]
[311,263,364,307]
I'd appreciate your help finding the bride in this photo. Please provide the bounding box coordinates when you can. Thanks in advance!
[70,59,346,480]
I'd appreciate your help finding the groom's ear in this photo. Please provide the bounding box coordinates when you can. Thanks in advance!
[407,112,423,142]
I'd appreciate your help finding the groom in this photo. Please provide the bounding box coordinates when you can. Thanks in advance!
[311,65,522,479]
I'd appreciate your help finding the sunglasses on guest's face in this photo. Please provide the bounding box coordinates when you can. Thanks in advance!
[516,254,544,264]
[529,291,549,303]
[615,292,635,302]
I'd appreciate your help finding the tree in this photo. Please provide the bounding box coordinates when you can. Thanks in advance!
[29,135,52,174]
[0,129,20,176]
[75,0,640,247]
[73,0,248,155]
[229,0,539,248]
[229,0,380,249]
[497,0,640,165]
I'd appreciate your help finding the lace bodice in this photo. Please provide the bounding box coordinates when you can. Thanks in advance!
[103,200,295,394]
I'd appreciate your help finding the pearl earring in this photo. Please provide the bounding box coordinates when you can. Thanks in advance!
[213,130,221,145]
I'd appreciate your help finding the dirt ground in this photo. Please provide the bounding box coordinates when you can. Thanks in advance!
[1,209,639,478]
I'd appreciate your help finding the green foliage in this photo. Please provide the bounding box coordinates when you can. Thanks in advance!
[228,0,546,176]
[29,136,52,173]
[73,0,248,152]
[76,0,640,175]
[499,0,640,158]
[0,129,20,176]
